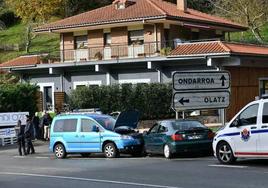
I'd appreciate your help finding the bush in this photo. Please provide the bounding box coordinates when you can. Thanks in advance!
[0,11,18,27]
[69,83,175,120]
[0,83,38,115]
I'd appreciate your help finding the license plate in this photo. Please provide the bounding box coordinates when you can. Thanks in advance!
[188,135,202,140]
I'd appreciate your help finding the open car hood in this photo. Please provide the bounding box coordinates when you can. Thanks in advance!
[114,110,140,129]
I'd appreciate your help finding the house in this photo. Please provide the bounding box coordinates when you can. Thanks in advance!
[1,0,268,121]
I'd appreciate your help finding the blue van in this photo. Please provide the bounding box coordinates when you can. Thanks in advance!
[49,111,143,158]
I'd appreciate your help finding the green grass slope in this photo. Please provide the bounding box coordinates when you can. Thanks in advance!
[229,25,268,44]
[0,22,59,63]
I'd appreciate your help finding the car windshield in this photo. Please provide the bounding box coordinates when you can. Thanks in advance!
[171,121,206,130]
[92,116,116,131]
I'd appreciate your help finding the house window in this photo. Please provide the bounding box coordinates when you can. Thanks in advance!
[104,33,111,46]
[75,35,88,49]
[260,79,268,95]
[128,30,144,45]
[191,31,199,41]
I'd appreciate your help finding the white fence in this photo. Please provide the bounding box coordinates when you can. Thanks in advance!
[0,112,28,146]
[0,128,17,146]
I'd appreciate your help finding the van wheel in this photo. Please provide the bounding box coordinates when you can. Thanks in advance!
[104,143,118,158]
[216,142,236,164]
[81,153,91,157]
[54,144,67,159]
[163,144,173,159]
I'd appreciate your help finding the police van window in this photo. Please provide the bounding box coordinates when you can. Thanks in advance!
[239,104,259,126]
[54,119,77,132]
[262,103,268,123]
[81,119,96,132]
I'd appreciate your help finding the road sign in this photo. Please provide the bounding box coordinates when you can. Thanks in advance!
[173,91,230,111]
[173,71,230,91]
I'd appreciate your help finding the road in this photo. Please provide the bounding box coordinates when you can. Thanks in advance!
[0,142,268,188]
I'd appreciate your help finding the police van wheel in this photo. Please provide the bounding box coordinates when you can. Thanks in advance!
[104,143,119,158]
[216,142,236,164]
[54,144,67,159]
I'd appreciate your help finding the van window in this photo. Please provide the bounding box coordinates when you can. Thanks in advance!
[262,103,268,123]
[239,104,259,126]
[53,119,77,132]
[81,119,96,132]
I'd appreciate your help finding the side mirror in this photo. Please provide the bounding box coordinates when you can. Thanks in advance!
[92,125,100,132]
[143,131,148,136]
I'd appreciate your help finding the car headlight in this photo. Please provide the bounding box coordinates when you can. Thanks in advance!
[120,135,133,140]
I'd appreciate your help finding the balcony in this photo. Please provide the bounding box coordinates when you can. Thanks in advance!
[58,41,175,63]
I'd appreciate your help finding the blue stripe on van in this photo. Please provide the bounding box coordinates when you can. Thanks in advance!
[218,129,268,138]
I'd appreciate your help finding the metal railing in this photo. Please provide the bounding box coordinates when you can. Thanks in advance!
[58,41,177,62]
[39,39,224,63]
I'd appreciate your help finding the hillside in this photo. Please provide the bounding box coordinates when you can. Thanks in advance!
[0,22,59,63]
[230,25,268,44]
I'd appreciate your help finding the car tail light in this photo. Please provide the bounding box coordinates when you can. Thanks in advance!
[171,134,184,141]
[208,131,215,139]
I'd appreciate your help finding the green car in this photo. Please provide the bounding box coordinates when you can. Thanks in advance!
[143,120,214,158]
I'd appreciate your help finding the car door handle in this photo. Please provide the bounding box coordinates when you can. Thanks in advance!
[261,125,268,128]
[250,126,257,130]
[81,135,85,138]
[75,135,79,138]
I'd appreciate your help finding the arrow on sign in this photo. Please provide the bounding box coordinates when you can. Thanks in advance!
[220,75,227,87]
[179,98,190,105]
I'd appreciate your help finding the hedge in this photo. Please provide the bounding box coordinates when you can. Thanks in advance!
[0,83,38,115]
[69,83,175,120]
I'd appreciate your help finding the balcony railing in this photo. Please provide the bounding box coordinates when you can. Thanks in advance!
[58,41,177,63]
[39,39,222,64]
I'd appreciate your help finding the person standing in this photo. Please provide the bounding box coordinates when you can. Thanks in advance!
[32,112,40,139]
[16,120,27,156]
[43,112,52,141]
[25,115,35,154]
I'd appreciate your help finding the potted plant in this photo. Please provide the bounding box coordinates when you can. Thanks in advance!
[94,52,103,60]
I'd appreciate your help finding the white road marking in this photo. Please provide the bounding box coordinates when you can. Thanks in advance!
[13,156,26,158]
[35,157,49,159]
[209,164,248,169]
[0,172,181,188]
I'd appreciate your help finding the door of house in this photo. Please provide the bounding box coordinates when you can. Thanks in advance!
[37,83,55,112]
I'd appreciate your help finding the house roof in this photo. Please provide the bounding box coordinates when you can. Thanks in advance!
[0,55,40,68]
[34,0,247,33]
[169,41,268,57]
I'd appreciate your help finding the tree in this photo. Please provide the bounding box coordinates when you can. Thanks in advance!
[5,0,63,52]
[209,0,268,43]
[5,0,63,23]
[63,0,112,17]
[164,0,214,13]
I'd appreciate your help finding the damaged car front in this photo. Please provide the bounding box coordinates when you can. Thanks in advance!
[90,110,144,157]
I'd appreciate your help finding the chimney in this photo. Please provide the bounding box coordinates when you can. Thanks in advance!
[177,0,187,12]
[113,0,134,10]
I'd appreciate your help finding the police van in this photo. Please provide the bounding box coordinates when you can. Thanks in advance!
[213,96,268,164]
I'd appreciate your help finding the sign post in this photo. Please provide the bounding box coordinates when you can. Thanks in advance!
[172,71,231,121]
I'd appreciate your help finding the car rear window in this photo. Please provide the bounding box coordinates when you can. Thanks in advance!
[172,121,205,130]
[53,119,77,132]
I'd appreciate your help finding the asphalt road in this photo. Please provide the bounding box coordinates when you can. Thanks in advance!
[0,142,268,188]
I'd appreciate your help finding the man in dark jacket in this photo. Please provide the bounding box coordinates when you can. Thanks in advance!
[16,120,27,156]
[25,115,35,154]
